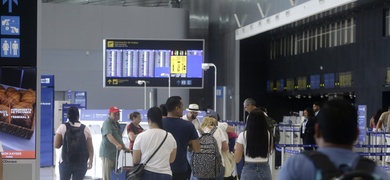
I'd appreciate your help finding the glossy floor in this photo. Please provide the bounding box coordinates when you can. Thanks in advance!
[40,167,280,180]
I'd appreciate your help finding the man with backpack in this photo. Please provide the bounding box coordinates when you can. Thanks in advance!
[258,106,280,148]
[54,106,94,180]
[278,99,390,180]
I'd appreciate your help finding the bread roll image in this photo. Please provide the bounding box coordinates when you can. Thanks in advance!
[1,96,18,106]
[5,87,17,93]
[21,91,36,104]
[13,102,33,109]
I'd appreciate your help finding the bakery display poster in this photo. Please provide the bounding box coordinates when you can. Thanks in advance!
[0,68,37,159]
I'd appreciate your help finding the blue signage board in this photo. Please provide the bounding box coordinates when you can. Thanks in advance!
[0,0,37,67]
[67,89,72,101]
[40,75,54,166]
[216,86,223,98]
[74,91,87,109]
[121,109,148,123]
[41,75,54,87]
[1,16,20,35]
[80,109,109,121]
[62,104,81,123]
[0,38,20,58]
[357,105,367,143]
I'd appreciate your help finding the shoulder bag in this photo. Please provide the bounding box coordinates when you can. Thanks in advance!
[126,131,168,180]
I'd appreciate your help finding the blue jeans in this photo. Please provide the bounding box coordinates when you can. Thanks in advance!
[59,162,87,180]
[187,151,198,180]
[240,162,271,180]
[141,170,172,180]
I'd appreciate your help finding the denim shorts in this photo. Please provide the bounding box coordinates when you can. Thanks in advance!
[141,170,172,180]
[240,162,271,180]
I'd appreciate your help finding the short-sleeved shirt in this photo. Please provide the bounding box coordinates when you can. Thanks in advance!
[182,114,201,130]
[133,128,177,176]
[55,122,92,162]
[99,118,124,161]
[379,111,390,131]
[236,131,269,163]
[127,123,144,150]
[278,147,390,180]
[217,122,229,140]
[162,117,199,173]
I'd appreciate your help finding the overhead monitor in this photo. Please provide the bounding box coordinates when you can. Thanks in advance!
[286,78,294,91]
[324,73,335,88]
[310,74,320,90]
[103,39,204,88]
[297,76,307,90]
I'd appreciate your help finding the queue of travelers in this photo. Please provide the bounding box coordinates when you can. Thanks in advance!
[47,95,390,180]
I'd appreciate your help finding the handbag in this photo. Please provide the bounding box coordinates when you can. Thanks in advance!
[126,132,168,180]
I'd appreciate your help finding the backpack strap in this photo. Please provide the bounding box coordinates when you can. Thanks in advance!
[302,151,341,180]
[354,157,376,173]
[198,129,205,135]
[210,127,218,135]
[65,122,71,130]
[339,157,376,180]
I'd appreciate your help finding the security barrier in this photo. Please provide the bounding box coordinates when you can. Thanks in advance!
[276,124,390,172]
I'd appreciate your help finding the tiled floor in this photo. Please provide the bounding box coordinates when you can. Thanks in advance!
[40,166,279,180]
[40,167,99,180]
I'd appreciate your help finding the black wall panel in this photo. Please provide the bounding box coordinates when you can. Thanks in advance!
[240,2,390,121]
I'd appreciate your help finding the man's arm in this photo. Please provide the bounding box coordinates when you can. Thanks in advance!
[106,133,122,150]
[189,139,200,153]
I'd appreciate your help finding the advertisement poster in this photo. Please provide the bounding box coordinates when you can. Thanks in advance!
[0,67,37,159]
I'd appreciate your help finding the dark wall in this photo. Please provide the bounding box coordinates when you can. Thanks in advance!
[240,1,390,122]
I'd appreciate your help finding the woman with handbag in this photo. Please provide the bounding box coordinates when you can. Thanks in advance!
[132,106,177,180]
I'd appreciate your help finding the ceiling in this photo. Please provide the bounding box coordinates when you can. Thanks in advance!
[42,0,181,7]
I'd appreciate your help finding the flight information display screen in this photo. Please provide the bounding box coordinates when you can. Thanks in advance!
[103,39,204,88]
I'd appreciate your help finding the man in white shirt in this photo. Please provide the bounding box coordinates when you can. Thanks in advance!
[182,104,201,180]
[182,104,201,130]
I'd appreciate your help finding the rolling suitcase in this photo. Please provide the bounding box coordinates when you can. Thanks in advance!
[110,150,133,180]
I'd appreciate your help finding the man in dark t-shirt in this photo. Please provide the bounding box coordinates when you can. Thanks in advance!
[162,96,200,180]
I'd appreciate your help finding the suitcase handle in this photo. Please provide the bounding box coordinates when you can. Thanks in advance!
[114,149,124,174]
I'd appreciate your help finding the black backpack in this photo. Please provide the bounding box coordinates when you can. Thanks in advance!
[303,151,376,180]
[62,122,89,163]
[266,116,280,147]
[191,127,222,179]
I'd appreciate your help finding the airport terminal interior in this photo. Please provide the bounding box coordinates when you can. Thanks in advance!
[2,0,390,179]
